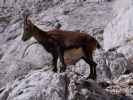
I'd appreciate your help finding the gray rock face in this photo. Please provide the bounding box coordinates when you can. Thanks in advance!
[95,51,128,81]
[0,60,34,89]
[0,0,133,100]
[0,70,114,100]
[103,0,133,59]
[6,71,67,100]
[105,73,133,99]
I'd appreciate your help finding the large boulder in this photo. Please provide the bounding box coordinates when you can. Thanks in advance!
[0,60,34,89]
[95,50,128,81]
[0,70,115,100]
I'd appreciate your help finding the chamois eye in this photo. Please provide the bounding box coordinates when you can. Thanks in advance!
[24,26,28,30]
[27,20,31,25]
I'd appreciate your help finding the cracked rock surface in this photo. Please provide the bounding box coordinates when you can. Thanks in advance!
[0,0,133,100]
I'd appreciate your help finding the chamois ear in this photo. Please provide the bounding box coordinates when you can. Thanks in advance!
[24,15,28,24]
[24,14,32,25]
[24,16,31,24]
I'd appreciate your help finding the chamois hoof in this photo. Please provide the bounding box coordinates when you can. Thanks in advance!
[92,62,97,67]
[53,68,57,72]
[60,67,66,73]
[88,74,97,80]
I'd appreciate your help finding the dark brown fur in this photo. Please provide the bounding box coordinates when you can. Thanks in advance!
[22,16,101,80]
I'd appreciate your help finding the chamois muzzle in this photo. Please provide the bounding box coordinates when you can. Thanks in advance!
[22,36,26,41]
[22,32,32,41]
[22,34,27,41]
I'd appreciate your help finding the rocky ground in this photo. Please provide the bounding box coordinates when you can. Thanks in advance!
[0,0,133,100]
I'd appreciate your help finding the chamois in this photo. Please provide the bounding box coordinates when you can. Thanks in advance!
[22,16,101,80]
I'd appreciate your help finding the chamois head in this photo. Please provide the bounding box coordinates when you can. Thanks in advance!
[22,15,34,41]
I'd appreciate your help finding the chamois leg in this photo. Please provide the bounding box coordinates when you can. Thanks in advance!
[83,52,97,80]
[52,53,58,72]
[57,47,66,72]
[60,54,66,72]
[88,60,97,80]
[84,57,97,80]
